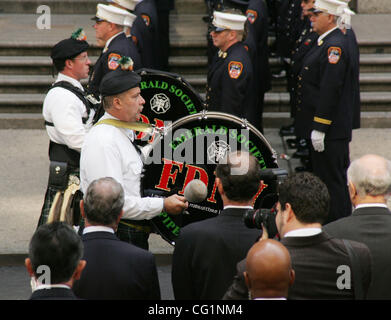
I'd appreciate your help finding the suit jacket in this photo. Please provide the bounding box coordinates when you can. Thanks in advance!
[223,232,372,300]
[172,207,261,300]
[295,28,355,141]
[324,206,391,299]
[73,231,161,300]
[29,287,78,300]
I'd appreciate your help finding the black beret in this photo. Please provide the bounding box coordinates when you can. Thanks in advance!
[100,69,141,97]
[50,38,89,60]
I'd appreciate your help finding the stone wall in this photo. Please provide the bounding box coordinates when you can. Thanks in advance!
[357,0,391,14]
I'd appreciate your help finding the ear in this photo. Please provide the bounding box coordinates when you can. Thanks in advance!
[348,181,357,200]
[243,271,251,289]
[284,203,295,223]
[64,58,73,70]
[289,269,295,287]
[72,260,87,281]
[216,177,224,196]
[80,200,86,219]
[116,210,124,225]
[25,258,35,277]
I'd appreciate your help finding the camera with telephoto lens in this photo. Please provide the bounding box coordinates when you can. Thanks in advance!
[243,168,288,238]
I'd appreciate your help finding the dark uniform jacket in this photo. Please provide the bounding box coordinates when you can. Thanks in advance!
[73,231,161,300]
[133,0,159,68]
[87,32,141,98]
[295,28,354,141]
[324,206,391,299]
[346,28,360,129]
[171,207,261,300]
[245,0,271,94]
[206,41,256,121]
[223,232,372,300]
[288,19,318,118]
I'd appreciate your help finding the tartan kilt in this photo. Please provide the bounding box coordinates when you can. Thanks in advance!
[36,167,81,229]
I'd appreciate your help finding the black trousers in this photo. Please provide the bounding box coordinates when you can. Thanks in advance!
[311,139,352,224]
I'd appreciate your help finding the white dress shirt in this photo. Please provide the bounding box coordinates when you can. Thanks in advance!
[284,227,322,238]
[42,73,95,152]
[80,112,164,220]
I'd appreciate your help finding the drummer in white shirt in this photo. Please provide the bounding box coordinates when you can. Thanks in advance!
[37,30,95,227]
[80,65,188,250]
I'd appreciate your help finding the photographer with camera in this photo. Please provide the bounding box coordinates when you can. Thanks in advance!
[171,151,263,300]
[224,172,372,300]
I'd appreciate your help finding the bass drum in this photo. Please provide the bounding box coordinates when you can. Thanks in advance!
[142,111,279,245]
[135,68,205,145]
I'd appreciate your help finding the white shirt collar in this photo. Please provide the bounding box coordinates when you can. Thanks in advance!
[101,112,135,141]
[34,284,71,291]
[284,228,322,238]
[83,226,115,234]
[56,72,84,91]
[318,26,339,45]
[224,205,254,210]
[355,203,389,210]
[104,31,124,52]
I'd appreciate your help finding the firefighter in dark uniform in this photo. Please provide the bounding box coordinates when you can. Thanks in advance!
[206,11,257,124]
[295,0,356,223]
[285,0,318,166]
[109,0,158,69]
[134,0,159,68]
[88,4,141,99]
[156,0,175,71]
[244,0,271,133]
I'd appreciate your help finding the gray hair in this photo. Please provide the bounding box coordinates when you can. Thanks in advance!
[348,154,391,198]
[84,177,125,226]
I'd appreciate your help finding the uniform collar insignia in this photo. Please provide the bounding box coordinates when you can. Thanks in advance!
[218,50,227,59]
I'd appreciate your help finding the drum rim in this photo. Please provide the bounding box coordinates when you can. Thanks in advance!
[136,68,205,105]
[161,111,277,159]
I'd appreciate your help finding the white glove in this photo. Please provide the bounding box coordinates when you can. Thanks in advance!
[311,130,325,152]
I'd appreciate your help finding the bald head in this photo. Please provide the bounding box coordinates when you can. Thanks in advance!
[348,154,391,200]
[244,239,294,299]
[83,177,125,227]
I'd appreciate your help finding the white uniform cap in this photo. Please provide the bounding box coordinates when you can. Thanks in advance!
[93,3,136,27]
[110,0,142,11]
[312,0,355,28]
[212,11,247,32]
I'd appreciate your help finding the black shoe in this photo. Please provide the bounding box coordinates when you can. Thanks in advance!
[295,166,307,172]
[286,138,298,149]
[279,124,295,137]
[292,148,310,158]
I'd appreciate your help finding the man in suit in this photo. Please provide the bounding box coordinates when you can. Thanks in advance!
[224,172,372,299]
[324,154,391,299]
[206,10,257,129]
[25,222,86,300]
[156,0,174,71]
[295,0,357,223]
[73,177,161,300]
[87,4,141,99]
[244,239,295,300]
[172,151,263,300]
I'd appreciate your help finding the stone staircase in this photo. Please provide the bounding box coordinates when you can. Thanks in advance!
[0,0,390,128]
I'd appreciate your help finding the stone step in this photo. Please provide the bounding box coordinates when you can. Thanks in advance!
[2,91,391,114]
[0,0,206,14]
[1,72,389,94]
[3,53,390,75]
